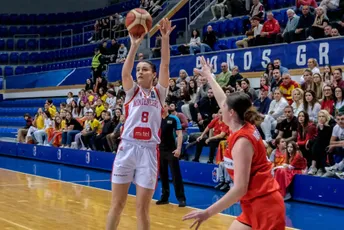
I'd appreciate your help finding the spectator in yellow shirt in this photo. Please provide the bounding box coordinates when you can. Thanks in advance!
[95,98,105,119]
[86,90,95,104]
[81,112,101,150]
[279,73,300,104]
[46,99,57,118]
[25,108,45,143]
[99,87,108,102]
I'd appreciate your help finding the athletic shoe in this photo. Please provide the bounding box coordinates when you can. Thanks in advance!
[220,183,230,192]
[156,200,169,205]
[316,169,324,177]
[284,193,292,201]
[335,172,344,179]
[214,182,225,190]
[308,166,317,175]
[178,200,186,207]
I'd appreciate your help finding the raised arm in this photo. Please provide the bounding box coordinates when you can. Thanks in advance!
[195,57,227,110]
[121,34,145,91]
[158,18,176,88]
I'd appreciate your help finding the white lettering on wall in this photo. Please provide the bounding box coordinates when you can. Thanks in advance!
[296,45,306,66]
[319,42,329,65]
[227,53,235,69]
[261,49,271,69]
[244,51,252,71]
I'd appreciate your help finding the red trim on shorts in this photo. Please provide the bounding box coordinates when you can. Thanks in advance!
[155,145,160,190]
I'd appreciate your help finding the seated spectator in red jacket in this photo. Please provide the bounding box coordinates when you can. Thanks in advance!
[274,141,307,200]
[192,110,229,164]
[255,11,280,46]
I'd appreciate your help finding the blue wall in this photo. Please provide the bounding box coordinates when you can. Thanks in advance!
[5,37,344,89]
[1,141,344,208]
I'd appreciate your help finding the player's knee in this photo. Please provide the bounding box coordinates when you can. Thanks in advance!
[110,200,126,214]
[135,202,150,217]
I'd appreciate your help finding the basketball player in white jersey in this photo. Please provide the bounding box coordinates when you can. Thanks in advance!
[106,18,175,230]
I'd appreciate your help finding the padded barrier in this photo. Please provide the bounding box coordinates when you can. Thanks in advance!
[0,141,344,208]
[4,37,344,89]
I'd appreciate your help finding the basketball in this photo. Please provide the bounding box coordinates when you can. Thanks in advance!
[125,8,153,37]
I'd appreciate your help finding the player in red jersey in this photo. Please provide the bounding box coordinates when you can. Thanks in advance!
[106,18,175,230]
[183,57,286,230]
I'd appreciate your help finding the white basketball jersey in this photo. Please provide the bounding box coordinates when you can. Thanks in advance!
[121,85,164,146]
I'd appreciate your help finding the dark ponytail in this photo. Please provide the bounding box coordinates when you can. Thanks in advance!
[226,92,257,124]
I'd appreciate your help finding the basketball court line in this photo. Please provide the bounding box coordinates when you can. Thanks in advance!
[0,216,33,230]
[0,179,110,187]
[0,167,297,230]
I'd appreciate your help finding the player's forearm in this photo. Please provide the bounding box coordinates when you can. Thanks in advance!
[122,44,139,79]
[159,37,170,88]
[205,186,246,217]
[206,74,226,110]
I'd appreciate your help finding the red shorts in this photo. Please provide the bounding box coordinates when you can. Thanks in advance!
[237,191,286,230]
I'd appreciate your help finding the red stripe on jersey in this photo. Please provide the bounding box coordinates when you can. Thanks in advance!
[155,145,160,190]
[124,86,140,107]
[154,87,163,108]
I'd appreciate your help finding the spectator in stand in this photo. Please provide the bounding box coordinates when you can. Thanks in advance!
[278,9,300,44]
[313,73,325,100]
[202,25,217,51]
[321,85,335,115]
[137,53,145,61]
[116,43,128,63]
[95,98,106,120]
[264,63,274,83]
[95,111,115,151]
[333,68,344,88]
[335,15,344,35]
[98,87,107,103]
[273,59,289,75]
[106,90,116,110]
[61,111,83,148]
[46,99,56,118]
[166,79,181,105]
[294,5,315,41]
[296,0,318,12]
[100,18,110,40]
[197,88,220,132]
[308,7,329,40]
[99,41,108,55]
[178,30,201,55]
[291,88,304,116]
[85,79,94,91]
[276,106,298,142]
[94,76,108,95]
[66,92,74,105]
[189,76,210,125]
[140,0,150,10]
[320,0,340,13]
[308,58,321,76]
[260,76,271,95]
[324,25,333,37]
[304,89,322,122]
[297,111,317,165]
[260,89,289,142]
[274,141,307,200]
[240,78,258,101]
[152,35,161,58]
[255,11,280,46]
[17,113,32,143]
[149,0,164,17]
[81,112,101,150]
[236,16,263,48]
[108,39,120,63]
[227,66,242,89]
[33,111,53,145]
[253,85,272,114]
[88,20,100,43]
[176,69,190,87]
[279,73,300,104]
[210,0,230,21]
[26,108,44,143]
[331,28,341,36]
[249,0,265,20]
[48,115,65,147]
[301,69,315,91]
[106,114,125,153]
[181,79,198,121]
[334,87,344,114]
[214,63,231,88]
[269,137,287,167]
[192,110,228,163]
[307,110,332,175]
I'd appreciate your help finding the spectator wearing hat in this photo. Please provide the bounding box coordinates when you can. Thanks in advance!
[253,86,272,115]
[236,16,263,48]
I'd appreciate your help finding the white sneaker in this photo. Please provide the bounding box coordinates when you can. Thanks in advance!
[306,36,314,40]
[210,17,217,22]
[284,193,292,201]
[335,172,344,179]
[219,17,225,20]
[308,166,317,175]
[316,169,324,177]
[225,14,232,19]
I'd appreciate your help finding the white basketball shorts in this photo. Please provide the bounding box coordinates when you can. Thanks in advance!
[111,141,158,190]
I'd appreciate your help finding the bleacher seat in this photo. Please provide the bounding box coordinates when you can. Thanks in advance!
[9,52,19,64]
[19,52,29,64]
[0,53,8,64]
[4,66,13,76]
[16,39,26,51]
[0,39,5,50]
[6,39,14,50]
[15,66,25,75]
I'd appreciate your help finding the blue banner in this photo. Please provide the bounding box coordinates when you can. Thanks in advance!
[5,37,344,89]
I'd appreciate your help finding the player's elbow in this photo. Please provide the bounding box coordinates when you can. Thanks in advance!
[234,183,248,197]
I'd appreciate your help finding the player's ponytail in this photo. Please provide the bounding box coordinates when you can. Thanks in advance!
[244,106,260,125]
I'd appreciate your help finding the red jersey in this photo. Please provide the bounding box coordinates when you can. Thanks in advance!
[208,117,228,136]
[224,123,279,201]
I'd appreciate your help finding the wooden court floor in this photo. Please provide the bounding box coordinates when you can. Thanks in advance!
[0,168,295,230]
